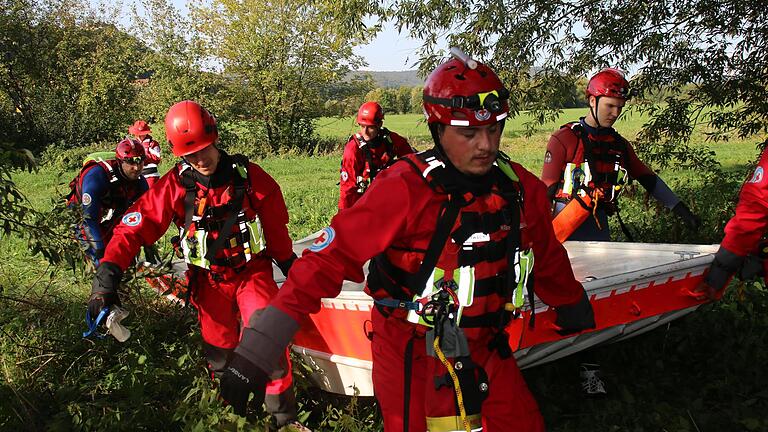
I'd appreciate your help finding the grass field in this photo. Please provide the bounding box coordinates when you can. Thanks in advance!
[1,111,767,431]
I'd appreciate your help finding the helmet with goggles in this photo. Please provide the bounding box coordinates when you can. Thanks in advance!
[423,50,510,127]
[115,138,146,164]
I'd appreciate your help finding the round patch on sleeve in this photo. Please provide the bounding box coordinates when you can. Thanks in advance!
[544,151,552,164]
[340,171,349,182]
[121,211,142,227]
[748,166,764,184]
[81,193,92,206]
[309,227,336,252]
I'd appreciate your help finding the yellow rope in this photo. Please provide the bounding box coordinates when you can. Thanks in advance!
[433,335,471,432]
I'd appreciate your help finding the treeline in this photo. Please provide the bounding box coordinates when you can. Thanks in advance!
[328,80,592,117]
[0,0,383,163]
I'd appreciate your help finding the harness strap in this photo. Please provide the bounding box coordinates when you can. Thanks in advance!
[203,162,247,262]
[359,130,396,182]
[180,164,198,236]
[614,205,635,242]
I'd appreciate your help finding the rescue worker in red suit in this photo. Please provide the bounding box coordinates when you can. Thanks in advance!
[87,101,303,428]
[692,148,768,301]
[338,101,414,210]
[219,51,596,431]
[128,120,163,188]
[68,138,149,268]
[541,68,700,242]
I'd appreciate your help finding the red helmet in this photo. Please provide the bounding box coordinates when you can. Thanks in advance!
[356,101,384,126]
[423,58,510,127]
[586,68,629,100]
[165,100,218,157]
[128,120,152,137]
[115,138,146,162]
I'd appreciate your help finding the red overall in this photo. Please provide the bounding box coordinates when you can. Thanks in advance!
[273,150,585,431]
[720,147,768,275]
[101,152,296,408]
[139,136,162,188]
[338,129,414,209]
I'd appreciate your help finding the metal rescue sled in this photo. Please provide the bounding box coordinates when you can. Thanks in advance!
[144,232,718,397]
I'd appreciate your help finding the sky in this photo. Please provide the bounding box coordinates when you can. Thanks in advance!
[352,21,425,71]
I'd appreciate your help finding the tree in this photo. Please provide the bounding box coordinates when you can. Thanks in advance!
[1,0,146,153]
[192,0,378,153]
[389,0,768,171]
[130,0,229,127]
[409,86,422,114]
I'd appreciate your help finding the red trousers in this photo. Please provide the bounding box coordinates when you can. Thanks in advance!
[371,308,545,432]
[189,258,292,395]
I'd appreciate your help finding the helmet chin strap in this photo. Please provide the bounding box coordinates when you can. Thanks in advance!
[589,96,603,128]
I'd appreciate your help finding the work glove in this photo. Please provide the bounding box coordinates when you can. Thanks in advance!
[275,253,298,278]
[88,261,123,321]
[219,352,270,416]
[143,244,163,267]
[554,291,596,335]
[672,202,701,230]
[687,247,743,301]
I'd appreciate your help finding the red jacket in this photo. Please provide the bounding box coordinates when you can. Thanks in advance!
[338,129,414,209]
[102,153,294,274]
[541,121,654,200]
[274,151,584,326]
[140,136,162,165]
[721,148,768,256]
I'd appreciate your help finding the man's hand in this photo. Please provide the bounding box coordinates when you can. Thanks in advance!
[88,261,123,321]
[672,202,702,230]
[275,253,298,278]
[685,247,742,302]
[686,279,724,301]
[554,291,596,335]
[219,353,270,416]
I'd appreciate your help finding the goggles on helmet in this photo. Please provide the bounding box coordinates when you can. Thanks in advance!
[121,156,145,165]
[423,88,510,114]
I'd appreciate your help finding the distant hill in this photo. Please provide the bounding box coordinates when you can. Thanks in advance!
[352,70,422,88]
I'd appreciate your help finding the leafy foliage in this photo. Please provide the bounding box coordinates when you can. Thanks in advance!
[389,0,768,170]
[190,0,377,153]
[0,0,148,153]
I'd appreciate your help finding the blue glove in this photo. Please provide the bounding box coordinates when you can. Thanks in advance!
[219,352,269,416]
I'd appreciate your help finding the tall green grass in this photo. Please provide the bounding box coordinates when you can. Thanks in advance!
[1,111,766,431]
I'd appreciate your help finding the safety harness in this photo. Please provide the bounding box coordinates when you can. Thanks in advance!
[368,149,536,431]
[554,121,635,239]
[67,158,121,208]
[175,154,264,272]
[357,128,397,182]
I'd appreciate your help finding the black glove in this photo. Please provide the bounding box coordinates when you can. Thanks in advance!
[705,247,744,292]
[672,202,701,230]
[143,245,163,266]
[88,262,123,321]
[219,352,270,416]
[554,291,596,335]
[275,253,298,277]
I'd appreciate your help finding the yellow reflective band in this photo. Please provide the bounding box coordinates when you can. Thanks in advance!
[513,249,534,308]
[425,414,482,431]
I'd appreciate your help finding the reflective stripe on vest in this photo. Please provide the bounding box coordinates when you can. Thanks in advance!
[179,216,264,269]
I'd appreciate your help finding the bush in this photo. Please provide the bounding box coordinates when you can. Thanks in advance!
[40,141,118,172]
